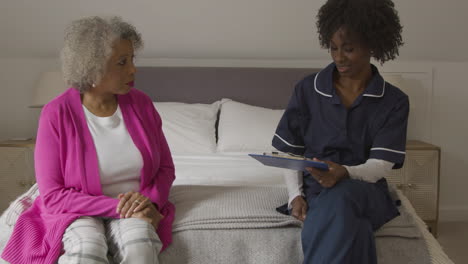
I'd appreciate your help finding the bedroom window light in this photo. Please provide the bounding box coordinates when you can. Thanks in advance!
[30,71,67,108]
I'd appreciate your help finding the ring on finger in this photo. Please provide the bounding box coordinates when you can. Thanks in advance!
[133,199,141,205]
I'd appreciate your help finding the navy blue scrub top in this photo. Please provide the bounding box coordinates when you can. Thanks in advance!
[272,62,409,170]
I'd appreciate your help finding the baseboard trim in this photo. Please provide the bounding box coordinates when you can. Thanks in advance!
[439,206,468,222]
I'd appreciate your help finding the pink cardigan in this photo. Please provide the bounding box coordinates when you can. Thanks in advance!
[2,88,176,264]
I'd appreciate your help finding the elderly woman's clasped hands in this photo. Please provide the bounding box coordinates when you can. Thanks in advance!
[117,191,164,230]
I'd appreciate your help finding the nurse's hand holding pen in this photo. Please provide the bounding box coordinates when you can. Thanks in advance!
[306,158,349,188]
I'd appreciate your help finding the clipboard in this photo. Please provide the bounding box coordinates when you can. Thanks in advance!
[248,153,329,171]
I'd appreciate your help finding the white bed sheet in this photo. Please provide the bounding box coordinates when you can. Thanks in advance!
[172,152,285,187]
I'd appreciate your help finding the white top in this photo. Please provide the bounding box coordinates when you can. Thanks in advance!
[284,158,394,208]
[83,105,143,198]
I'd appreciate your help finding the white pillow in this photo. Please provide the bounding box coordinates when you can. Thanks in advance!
[217,99,284,152]
[153,101,220,154]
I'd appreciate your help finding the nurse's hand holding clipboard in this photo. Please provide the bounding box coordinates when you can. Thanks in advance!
[306,158,350,188]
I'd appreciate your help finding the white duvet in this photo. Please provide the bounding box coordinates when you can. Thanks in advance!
[172,152,285,187]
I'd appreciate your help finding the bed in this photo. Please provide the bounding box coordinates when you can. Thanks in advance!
[0,66,454,263]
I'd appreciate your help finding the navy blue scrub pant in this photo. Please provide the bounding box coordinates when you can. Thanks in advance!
[301,177,399,264]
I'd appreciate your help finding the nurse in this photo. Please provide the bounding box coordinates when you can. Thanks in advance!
[272,0,408,263]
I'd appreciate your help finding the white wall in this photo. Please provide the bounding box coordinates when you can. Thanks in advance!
[431,62,468,221]
[0,58,59,140]
[1,0,467,61]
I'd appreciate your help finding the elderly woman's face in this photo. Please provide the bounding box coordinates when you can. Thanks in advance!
[96,39,135,95]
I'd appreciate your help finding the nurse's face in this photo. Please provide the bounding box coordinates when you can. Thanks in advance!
[329,27,372,78]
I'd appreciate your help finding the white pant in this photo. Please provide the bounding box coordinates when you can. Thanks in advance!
[57,216,162,264]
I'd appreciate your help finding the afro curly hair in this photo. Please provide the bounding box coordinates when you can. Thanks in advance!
[316,0,403,64]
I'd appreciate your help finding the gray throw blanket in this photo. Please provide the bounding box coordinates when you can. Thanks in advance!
[160,185,431,264]
[171,185,302,231]
[375,187,422,238]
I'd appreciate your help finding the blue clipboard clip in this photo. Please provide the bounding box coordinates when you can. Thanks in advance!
[248,153,329,171]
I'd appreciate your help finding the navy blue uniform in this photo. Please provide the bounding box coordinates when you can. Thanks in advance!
[273,63,409,264]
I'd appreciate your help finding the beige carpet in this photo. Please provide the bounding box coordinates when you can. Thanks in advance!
[437,221,468,264]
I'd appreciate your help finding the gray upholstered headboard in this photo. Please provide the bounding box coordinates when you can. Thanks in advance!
[135,67,319,109]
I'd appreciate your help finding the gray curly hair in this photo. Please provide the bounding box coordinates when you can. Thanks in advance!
[61,16,143,92]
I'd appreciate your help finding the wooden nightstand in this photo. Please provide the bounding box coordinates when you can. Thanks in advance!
[0,139,36,213]
[387,140,440,237]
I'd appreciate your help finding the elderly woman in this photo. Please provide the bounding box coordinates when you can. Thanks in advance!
[273,0,407,263]
[2,16,175,264]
